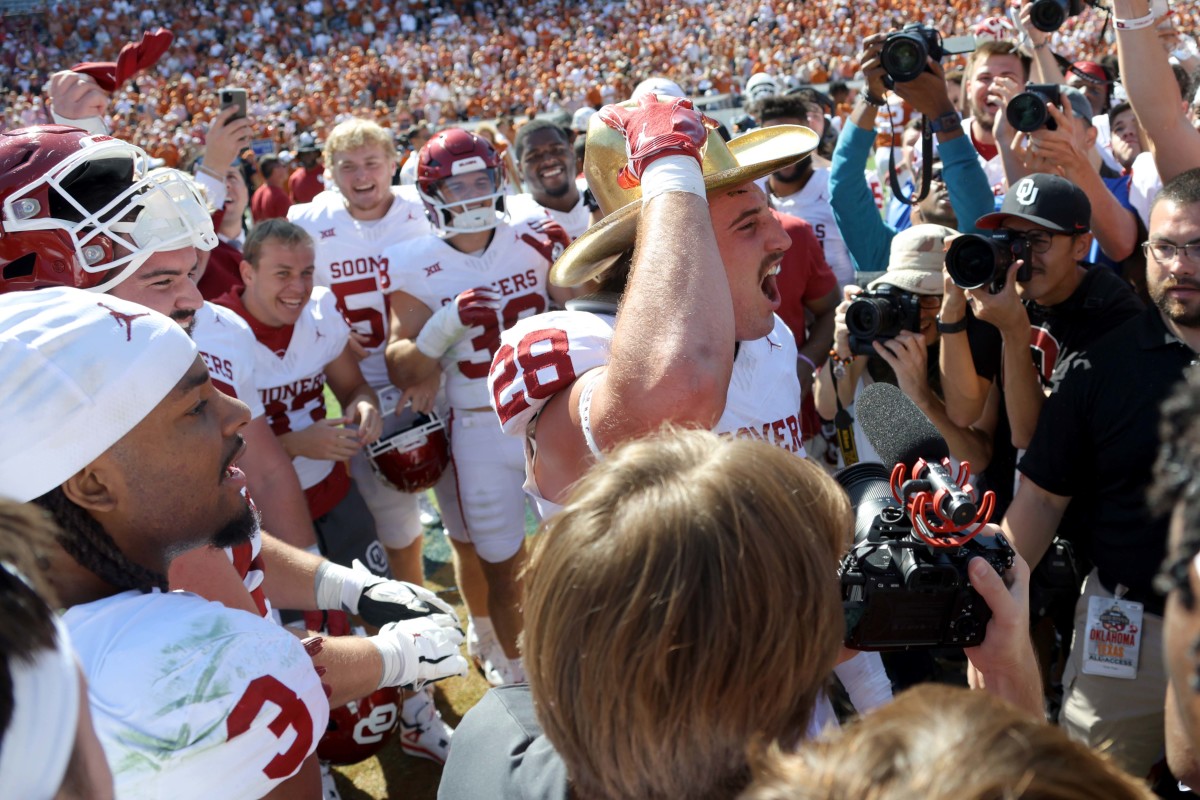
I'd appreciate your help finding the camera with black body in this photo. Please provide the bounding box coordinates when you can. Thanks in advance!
[1029,0,1085,32]
[881,24,946,85]
[845,285,922,356]
[945,230,1034,293]
[1006,83,1063,132]
[836,462,1015,649]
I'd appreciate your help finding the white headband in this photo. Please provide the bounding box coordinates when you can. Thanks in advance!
[0,570,81,799]
[0,287,197,502]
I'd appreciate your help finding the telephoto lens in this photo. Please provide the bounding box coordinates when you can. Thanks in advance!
[944,232,1032,292]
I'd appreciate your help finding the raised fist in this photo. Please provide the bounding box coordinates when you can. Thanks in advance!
[597,93,713,189]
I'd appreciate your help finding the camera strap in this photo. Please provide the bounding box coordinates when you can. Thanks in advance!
[829,354,860,466]
[887,118,934,206]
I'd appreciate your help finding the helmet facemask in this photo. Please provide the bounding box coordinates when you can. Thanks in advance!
[3,137,217,293]
[418,164,507,237]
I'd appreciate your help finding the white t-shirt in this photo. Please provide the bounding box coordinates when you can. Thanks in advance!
[387,217,564,410]
[289,187,432,391]
[66,590,328,800]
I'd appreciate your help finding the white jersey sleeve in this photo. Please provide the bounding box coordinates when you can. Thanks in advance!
[489,309,615,437]
[194,302,266,420]
[65,591,329,800]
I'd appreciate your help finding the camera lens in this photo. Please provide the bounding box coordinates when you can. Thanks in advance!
[1006,91,1050,133]
[846,298,884,337]
[945,235,1003,290]
[881,35,928,84]
[1029,0,1068,32]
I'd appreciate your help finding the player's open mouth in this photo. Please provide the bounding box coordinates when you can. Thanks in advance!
[222,438,247,488]
[278,298,304,309]
[761,262,782,307]
[539,165,565,179]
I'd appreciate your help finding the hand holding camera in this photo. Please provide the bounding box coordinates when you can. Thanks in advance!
[1011,103,1090,180]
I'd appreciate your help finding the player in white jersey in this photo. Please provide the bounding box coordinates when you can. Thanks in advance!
[218,219,387,575]
[506,119,597,240]
[287,118,461,597]
[386,128,572,686]
[488,95,893,719]
[755,94,856,288]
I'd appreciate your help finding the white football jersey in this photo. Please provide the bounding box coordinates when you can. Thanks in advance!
[490,309,806,515]
[193,302,266,420]
[505,192,591,240]
[65,590,328,800]
[289,187,432,390]
[764,168,855,288]
[387,218,563,410]
[232,287,351,490]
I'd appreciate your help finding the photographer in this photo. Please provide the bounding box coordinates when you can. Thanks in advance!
[829,31,994,273]
[817,224,993,470]
[939,174,1142,512]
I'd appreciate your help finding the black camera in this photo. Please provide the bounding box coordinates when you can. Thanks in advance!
[1006,83,1063,132]
[1029,0,1085,32]
[845,285,922,356]
[944,231,1034,293]
[880,24,945,85]
[836,462,1015,649]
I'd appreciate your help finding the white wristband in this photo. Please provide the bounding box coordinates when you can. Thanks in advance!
[313,559,371,614]
[1114,0,1168,31]
[640,154,707,202]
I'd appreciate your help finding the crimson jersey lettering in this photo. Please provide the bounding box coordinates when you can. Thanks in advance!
[290,186,431,390]
[387,217,559,409]
[227,675,315,779]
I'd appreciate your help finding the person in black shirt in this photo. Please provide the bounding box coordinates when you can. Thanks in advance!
[938,173,1143,512]
[1002,168,1200,777]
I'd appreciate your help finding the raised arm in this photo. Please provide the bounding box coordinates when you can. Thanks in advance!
[1114,0,1200,181]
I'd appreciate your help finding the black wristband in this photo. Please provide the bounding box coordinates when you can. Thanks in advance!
[862,92,887,107]
[928,110,962,134]
[937,314,969,334]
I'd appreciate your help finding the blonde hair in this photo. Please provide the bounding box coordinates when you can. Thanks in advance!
[523,427,850,800]
[323,118,396,164]
[741,684,1155,800]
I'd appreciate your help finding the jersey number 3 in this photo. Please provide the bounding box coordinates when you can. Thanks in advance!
[227,674,315,779]
[492,328,576,424]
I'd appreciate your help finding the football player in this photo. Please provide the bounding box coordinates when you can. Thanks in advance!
[488,94,893,717]
[385,128,572,685]
[0,127,469,780]
[506,119,597,240]
[288,121,466,759]
[1,288,453,799]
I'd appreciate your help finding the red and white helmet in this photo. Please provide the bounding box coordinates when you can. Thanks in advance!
[310,610,402,765]
[0,125,216,295]
[366,411,449,494]
[416,128,506,236]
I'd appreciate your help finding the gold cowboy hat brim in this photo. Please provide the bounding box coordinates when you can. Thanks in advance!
[550,123,819,288]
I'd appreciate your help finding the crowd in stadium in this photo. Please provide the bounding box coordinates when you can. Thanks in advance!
[4,0,1200,798]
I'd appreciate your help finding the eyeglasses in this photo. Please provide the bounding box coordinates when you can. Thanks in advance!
[918,295,942,309]
[998,228,1058,255]
[1143,240,1200,263]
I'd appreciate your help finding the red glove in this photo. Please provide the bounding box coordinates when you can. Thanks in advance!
[72,28,174,92]
[520,216,571,263]
[597,94,713,190]
[453,287,501,326]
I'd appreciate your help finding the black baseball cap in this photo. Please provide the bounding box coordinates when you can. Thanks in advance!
[976,173,1091,234]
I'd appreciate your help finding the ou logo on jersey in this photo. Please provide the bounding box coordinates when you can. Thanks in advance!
[354,700,399,744]
[1029,325,1061,386]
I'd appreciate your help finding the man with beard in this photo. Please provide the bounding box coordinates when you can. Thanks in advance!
[0,288,331,799]
[1000,168,1200,777]
[757,94,855,288]
[960,40,1030,194]
[506,119,596,241]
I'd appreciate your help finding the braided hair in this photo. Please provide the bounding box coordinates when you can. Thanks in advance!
[31,486,168,594]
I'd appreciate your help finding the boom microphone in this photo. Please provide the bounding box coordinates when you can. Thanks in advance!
[855,383,976,528]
